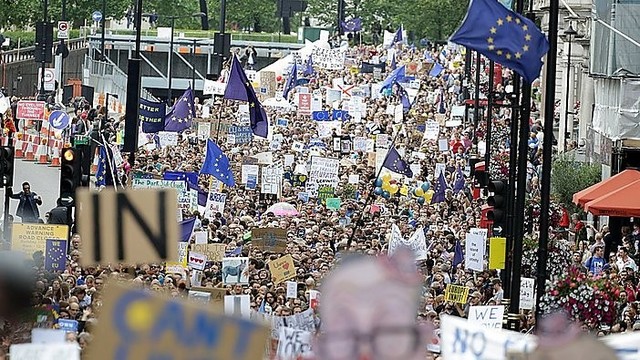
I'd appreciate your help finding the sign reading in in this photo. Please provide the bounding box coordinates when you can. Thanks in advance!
[76,188,179,265]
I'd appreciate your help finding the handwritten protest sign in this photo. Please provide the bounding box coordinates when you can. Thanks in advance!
[309,156,340,185]
[270,308,317,340]
[468,306,504,328]
[444,284,470,304]
[388,225,428,260]
[311,46,346,70]
[188,252,207,271]
[519,277,535,310]
[131,178,186,194]
[85,282,269,360]
[465,232,485,272]
[276,327,313,360]
[251,228,288,253]
[157,131,178,147]
[191,243,225,262]
[12,224,69,258]
[269,254,296,284]
[205,192,227,217]
[10,344,80,360]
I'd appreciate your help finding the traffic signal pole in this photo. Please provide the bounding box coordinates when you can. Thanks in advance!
[2,132,13,243]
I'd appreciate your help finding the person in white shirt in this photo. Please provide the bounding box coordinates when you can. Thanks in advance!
[616,247,638,272]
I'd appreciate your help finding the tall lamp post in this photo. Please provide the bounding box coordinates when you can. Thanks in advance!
[562,23,577,151]
[166,12,205,106]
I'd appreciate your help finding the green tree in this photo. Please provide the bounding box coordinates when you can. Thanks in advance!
[551,156,602,213]
[0,0,130,29]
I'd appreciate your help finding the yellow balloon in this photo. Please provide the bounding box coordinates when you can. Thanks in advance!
[382,183,391,191]
[424,192,433,202]
[382,173,392,182]
[415,188,425,197]
[389,184,399,194]
[400,185,409,196]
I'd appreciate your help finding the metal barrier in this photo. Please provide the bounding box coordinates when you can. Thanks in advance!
[2,38,88,64]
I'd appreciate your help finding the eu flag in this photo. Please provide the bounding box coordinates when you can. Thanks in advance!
[200,139,235,187]
[449,0,549,83]
[164,171,199,188]
[341,18,362,32]
[332,110,350,121]
[247,89,269,138]
[224,55,251,101]
[453,166,466,193]
[390,55,397,70]
[96,145,116,187]
[164,88,195,133]
[312,111,330,121]
[431,171,449,204]
[452,239,464,268]
[395,83,412,113]
[283,63,298,99]
[393,25,403,44]
[179,217,196,242]
[380,65,406,92]
[429,63,444,77]
[303,55,315,77]
[382,146,413,177]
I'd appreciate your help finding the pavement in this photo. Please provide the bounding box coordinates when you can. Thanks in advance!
[1,159,60,222]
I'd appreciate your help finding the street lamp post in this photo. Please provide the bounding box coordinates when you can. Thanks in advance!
[166,13,205,105]
[563,23,577,151]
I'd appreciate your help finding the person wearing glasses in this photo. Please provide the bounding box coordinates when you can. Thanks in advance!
[8,181,43,223]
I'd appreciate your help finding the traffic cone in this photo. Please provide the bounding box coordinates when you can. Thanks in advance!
[14,138,25,158]
[36,141,49,165]
[49,146,61,167]
[24,137,37,161]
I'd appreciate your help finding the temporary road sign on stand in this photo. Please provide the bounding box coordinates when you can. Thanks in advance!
[37,68,56,91]
[57,21,69,39]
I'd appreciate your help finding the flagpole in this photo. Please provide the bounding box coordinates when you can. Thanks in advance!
[215,98,226,143]
[347,123,405,250]
[96,134,119,192]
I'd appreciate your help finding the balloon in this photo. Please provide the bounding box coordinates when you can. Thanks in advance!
[421,181,431,192]
[276,75,283,82]
[374,187,383,195]
[417,197,426,205]
[382,182,391,192]
[400,185,409,196]
[382,173,392,182]
[415,188,425,197]
[389,184,399,194]
[382,191,391,199]
[424,190,434,203]
[389,179,397,185]
[374,178,383,187]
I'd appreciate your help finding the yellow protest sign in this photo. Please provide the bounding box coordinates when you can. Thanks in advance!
[11,223,69,257]
[444,284,470,304]
[489,237,507,269]
[192,243,226,262]
[85,282,269,360]
[269,254,296,284]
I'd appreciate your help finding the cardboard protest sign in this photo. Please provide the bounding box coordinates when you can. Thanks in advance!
[276,327,314,360]
[251,228,288,253]
[189,287,226,309]
[269,254,296,284]
[468,306,504,329]
[85,282,268,360]
[222,257,249,285]
[270,308,317,340]
[188,252,207,271]
[77,189,178,266]
[444,284,470,304]
[12,224,69,258]
[191,243,225,262]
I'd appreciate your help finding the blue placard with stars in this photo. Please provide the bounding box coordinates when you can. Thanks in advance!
[45,239,67,272]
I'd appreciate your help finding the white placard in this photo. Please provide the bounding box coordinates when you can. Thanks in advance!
[348,174,360,184]
[438,138,449,152]
[309,156,340,185]
[241,164,259,184]
[31,329,66,343]
[394,104,403,122]
[311,46,346,70]
[388,225,428,260]
[10,344,80,360]
[203,79,227,95]
[224,294,251,319]
[286,281,298,299]
[197,122,211,140]
[276,327,314,360]
[519,277,535,310]
[205,191,227,217]
[157,131,178,148]
[188,251,207,270]
[424,120,440,140]
[284,154,295,168]
[468,306,504,329]
[465,232,485,272]
[194,231,208,244]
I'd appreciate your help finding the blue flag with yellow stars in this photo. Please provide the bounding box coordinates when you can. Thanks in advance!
[96,145,116,187]
[449,0,549,83]
[45,239,67,272]
[200,139,235,187]
[164,88,195,132]
[382,146,413,177]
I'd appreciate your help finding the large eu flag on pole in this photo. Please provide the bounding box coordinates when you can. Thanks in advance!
[449,0,549,83]
[139,98,165,133]
[164,88,195,133]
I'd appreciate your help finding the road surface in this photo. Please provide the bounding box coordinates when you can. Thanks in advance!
[1,159,60,222]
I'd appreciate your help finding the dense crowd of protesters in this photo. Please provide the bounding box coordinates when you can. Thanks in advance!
[0,36,639,359]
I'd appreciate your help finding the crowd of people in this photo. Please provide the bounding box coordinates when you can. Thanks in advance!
[1,34,639,359]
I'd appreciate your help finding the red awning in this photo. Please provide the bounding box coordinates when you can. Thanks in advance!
[572,169,640,207]
[584,179,640,217]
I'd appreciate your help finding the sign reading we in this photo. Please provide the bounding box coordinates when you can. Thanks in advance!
[76,189,178,265]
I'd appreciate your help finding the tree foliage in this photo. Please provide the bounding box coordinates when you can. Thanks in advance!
[551,156,602,212]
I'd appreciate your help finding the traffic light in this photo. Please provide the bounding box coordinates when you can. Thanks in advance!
[60,147,81,200]
[0,146,14,187]
[487,180,508,236]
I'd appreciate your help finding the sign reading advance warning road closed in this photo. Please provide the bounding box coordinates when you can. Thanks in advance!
[16,101,46,120]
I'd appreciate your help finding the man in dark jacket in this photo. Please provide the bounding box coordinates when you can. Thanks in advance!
[8,182,43,223]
